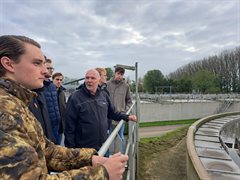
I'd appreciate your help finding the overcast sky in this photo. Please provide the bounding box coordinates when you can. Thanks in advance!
[0,0,239,80]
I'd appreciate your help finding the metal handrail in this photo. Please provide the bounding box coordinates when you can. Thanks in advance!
[98,102,136,156]
[63,77,85,85]
[98,101,138,180]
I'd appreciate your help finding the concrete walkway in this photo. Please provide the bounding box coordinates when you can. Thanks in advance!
[139,124,186,138]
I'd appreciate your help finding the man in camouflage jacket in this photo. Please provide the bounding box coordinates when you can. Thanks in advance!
[0,35,128,180]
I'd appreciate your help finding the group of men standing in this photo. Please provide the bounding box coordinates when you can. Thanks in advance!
[0,35,137,179]
[64,67,135,154]
[27,48,135,154]
[28,56,135,154]
[29,58,66,145]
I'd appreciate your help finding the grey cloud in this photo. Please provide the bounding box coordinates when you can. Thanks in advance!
[0,0,239,79]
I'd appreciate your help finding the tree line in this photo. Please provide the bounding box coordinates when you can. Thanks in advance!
[131,47,240,94]
[64,46,240,94]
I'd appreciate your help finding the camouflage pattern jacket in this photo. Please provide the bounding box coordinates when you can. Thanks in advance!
[0,78,108,180]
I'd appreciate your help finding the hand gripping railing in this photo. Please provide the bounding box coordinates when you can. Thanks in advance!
[98,102,136,155]
[98,101,138,180]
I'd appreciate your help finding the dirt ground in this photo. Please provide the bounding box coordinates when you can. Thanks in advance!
[139,125,189,180]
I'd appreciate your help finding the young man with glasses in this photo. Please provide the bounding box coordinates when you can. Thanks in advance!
[43,58,62,144]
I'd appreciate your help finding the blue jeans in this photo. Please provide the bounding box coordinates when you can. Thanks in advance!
[118,124,126,153]
[109,123,125,154]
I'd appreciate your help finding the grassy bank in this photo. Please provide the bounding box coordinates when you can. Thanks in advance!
[139,125,190,179]
[139,118,197,128]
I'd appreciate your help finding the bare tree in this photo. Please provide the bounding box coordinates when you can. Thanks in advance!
[168,47,240,93]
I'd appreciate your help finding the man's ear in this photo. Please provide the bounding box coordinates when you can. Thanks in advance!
[0,56,15,73]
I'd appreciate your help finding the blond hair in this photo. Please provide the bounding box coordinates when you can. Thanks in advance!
[95,67,106,76]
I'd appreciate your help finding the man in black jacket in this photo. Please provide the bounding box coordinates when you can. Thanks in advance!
[52,72,67,142]
[64,69,137,151]
[29,87,56,143]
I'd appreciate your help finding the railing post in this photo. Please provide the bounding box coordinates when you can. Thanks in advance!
[135,62,140,180]
[127,121,134,180]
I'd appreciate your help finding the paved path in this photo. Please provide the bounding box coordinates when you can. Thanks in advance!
[139,124,186,138]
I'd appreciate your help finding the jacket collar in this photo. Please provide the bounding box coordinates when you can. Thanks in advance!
[100,83,107,90]
[43,79,52,85]
[0,78,37,105]
[110,78,123,85]
[59,85,66,91]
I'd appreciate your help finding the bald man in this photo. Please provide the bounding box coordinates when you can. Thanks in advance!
[64,69,137,152]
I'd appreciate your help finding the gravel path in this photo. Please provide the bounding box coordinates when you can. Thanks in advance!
[139,124,186,138]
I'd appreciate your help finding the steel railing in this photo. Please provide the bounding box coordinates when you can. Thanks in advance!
[98,100,139,180]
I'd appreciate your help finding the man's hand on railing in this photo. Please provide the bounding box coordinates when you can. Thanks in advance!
[128,115,137,122]
[92,152,128,179]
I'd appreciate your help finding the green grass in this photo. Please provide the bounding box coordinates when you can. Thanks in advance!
[139,119,198,128]
[139,125,190,179]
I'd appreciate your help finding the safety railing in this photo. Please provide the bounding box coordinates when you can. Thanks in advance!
[98,100,139,180]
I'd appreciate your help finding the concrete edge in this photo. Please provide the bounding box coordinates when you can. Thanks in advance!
[186,111,240,180]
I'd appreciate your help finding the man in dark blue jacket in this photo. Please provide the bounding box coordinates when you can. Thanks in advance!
[64,69,137,151]
[44,58,61,144]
